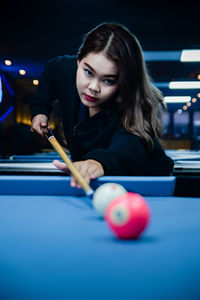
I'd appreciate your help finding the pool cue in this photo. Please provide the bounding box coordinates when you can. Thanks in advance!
[46,127,94,197]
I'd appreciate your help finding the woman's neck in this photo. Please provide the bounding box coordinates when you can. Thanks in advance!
[89,107,101,117]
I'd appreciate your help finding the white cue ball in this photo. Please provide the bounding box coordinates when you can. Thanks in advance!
[93,183,127,217]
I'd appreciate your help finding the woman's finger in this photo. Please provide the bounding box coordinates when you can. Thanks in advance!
[69,160,104,189]
[53,159,70,173]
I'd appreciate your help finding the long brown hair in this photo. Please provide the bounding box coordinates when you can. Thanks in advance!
[78,22,165,149]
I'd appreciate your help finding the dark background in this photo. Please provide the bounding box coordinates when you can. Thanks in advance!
[1,0,200,60]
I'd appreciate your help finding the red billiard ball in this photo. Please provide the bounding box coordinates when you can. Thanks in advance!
[105,192,151,239]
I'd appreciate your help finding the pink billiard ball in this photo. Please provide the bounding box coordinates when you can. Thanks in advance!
[105,192,151,239]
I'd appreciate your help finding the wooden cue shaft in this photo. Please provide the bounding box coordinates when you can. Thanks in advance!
[48,135,94,196]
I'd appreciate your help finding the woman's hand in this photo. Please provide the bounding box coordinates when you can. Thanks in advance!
[53,159,104,188]
[31,114,49,137]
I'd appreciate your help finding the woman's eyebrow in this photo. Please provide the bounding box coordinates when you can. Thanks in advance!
[84,62,118,78]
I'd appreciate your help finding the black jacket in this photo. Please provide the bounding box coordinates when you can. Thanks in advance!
[30,55,174,176]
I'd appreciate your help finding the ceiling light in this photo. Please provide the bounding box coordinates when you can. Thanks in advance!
[5,60,12,66]
[19,70,26,75]
[164,96,191,103]
[33,79,39,86]
[180,50,200,62]
[169,81,200,89]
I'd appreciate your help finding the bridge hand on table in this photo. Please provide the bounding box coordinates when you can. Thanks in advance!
[53,159,104,188]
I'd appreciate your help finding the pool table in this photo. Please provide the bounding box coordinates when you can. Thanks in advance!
[0,175,200,300]
[1,150,200,196]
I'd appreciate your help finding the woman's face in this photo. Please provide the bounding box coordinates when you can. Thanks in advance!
[76,51,119,115]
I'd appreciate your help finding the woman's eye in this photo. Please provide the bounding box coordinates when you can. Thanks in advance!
[84,69,93,76]
[104,79,116,86]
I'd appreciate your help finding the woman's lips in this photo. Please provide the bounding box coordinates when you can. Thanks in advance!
[84,94,97,102]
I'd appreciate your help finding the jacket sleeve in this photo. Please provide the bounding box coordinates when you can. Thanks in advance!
[83,128,149,175]
[82,128,174,176]
[29,56,62,119]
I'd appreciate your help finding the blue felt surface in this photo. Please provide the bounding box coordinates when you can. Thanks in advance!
[0,194,200,300]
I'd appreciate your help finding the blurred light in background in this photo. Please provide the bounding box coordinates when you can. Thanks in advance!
[5,60,12,66]
[0,106,14,122]
[0,74,14,97]
[169,81,200,89]
[164,96,191,103]
[180,50,200,62]
[144,51,180,61]
[33,79,39,85]
[19,69,26,75]
[0,76,2,103]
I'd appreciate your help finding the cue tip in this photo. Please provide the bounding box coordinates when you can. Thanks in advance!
[86,189,94,199]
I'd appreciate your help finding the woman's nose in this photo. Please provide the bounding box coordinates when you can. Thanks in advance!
[88,80,100,93]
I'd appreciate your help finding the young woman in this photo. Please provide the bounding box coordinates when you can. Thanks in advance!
[30,22,174,188]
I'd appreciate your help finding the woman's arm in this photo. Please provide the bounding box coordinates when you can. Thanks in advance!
[82,129,174,176]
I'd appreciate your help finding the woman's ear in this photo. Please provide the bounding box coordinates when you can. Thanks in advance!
[77,59,80,67]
